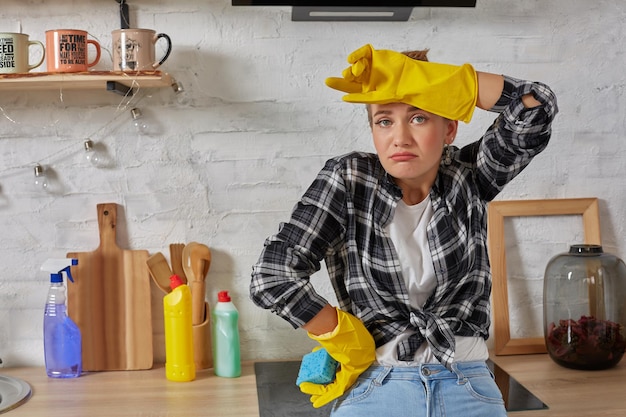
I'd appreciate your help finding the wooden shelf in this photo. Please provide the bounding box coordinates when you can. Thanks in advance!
[0,71,173,92]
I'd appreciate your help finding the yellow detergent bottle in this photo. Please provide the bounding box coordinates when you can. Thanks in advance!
[164,275,195,382]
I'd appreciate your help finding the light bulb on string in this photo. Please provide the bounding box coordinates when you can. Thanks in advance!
[34,164,49,191]
[84,139,102,166]
[171,78,190,106]
[130,108,149,135]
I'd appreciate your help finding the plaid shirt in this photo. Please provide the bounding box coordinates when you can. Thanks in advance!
[251,76,558,369]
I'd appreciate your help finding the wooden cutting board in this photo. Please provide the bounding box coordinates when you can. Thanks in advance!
[67,203,153,371]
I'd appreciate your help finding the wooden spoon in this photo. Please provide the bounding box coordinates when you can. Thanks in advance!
[169,243,187,284]
[183,242,212,325]
[191,244,211,284]
[182,242,198,283]
[146,252,173,294]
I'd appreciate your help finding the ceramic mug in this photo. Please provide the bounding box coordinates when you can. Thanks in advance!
[111,28,171,72]
[45,29,101,73]
[0,32,45,74]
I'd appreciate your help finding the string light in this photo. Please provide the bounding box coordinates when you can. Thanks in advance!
[171,78,190,106]
[130,108,149,134]
[0,69,183,193]
[34,164,49,191]
[171,78,184,94]
[83,139,104,167]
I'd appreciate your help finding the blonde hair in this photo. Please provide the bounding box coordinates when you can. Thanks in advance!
[402,49,430,62]
[367,49,430,125]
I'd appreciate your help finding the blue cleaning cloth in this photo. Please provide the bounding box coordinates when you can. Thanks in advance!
[296,348,339,386]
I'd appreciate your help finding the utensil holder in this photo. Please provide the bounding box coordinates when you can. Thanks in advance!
[193,302,213,370]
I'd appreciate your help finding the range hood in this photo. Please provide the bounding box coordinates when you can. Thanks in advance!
[232,1,477,21]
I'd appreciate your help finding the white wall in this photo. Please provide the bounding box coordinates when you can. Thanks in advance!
[0,0,624,367]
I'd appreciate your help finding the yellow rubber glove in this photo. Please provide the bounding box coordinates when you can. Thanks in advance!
[325,44,478,123]
[299,308,376,408]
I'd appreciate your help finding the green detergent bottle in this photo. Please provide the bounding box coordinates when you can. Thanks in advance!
[212,291,241,378]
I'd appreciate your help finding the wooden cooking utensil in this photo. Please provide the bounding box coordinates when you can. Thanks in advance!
[182,242,214,369]
[181,242,198,283]
[67,203,153,371]
[169,243,187,284]
[191,244,211,285]
[183,242,211,325]
[147,252,173,294]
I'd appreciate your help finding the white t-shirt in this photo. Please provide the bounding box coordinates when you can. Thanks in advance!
[376,197,488,366]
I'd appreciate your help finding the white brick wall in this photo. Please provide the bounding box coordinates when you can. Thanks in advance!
[0,0,624,367]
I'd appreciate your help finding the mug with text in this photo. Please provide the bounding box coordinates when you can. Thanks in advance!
[0,32,45,74]
[46,29,101,73]
[111,28,171,72]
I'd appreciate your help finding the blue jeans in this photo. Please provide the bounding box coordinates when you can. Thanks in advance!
[330,361,507,417]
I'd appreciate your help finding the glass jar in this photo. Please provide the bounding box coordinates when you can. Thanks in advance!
[543,244,626,370]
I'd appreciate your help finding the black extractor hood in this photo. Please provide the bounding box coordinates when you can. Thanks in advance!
[232,1,477,21]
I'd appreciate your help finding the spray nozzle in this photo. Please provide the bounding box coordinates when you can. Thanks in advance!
[41,258,78,283]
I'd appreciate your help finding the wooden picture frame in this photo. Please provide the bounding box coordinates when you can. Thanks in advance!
[487,198,601,355]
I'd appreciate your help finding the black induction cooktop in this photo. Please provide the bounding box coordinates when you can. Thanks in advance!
[254,359,547,416]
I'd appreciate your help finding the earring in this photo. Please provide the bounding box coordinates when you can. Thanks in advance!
[442,144,452,166]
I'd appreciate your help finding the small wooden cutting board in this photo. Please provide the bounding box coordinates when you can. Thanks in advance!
[67,203,153,371]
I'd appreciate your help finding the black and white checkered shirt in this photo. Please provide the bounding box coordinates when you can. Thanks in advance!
[251,76,558,369]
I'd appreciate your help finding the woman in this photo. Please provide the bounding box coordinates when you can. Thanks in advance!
[250,44,558,416]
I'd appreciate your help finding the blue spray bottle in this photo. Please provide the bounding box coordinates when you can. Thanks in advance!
[41,258,82,378]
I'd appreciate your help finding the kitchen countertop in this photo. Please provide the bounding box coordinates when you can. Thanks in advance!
[1,354,625,417]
